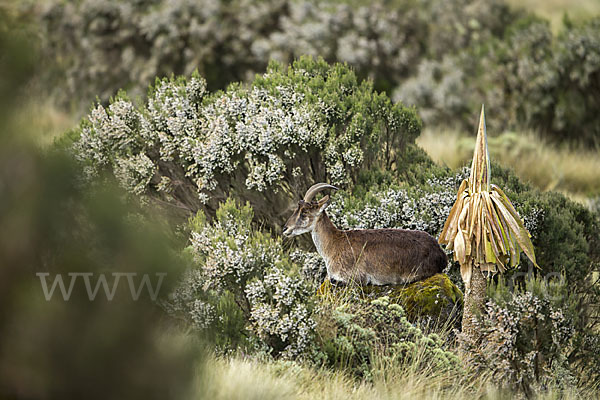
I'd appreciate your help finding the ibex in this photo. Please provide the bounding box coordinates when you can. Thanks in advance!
[283,183,447,285]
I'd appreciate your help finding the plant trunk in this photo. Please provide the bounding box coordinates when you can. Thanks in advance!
[461,264,487,340]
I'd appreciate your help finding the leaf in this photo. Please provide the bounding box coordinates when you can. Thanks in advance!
[468,194,480,238]
[482,192,506,255]
[461,261,472,288]
[469,105,491,193]
[490,189,538,268]
[454,228,467,264]
[483,233,497,264]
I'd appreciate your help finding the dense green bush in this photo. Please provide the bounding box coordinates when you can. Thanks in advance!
[401,15,600,144]
[36,0,516,110]
[72,57,421,228]
[460,276,581,395]
[168,198,318,359]
[318,295,461,379]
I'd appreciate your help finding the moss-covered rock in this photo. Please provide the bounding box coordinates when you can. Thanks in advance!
[317,273,463,323]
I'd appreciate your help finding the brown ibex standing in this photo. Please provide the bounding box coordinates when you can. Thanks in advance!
[283,183,447,285]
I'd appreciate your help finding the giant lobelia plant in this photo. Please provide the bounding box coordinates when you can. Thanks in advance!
[438,105,538,339]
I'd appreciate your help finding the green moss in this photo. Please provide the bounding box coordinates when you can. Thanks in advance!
[317,273,463,322]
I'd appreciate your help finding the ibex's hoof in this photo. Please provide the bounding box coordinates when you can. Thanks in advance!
[329,278,346,287]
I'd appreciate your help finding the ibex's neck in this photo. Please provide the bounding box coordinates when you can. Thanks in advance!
[311,212,339,258]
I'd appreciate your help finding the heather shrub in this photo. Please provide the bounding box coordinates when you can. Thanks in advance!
[35,0,519,111]
[251,0,428,93]
[34,0,600,143]
[460,276,580,395]
[326,177,460,236]
[72,57,421,229]
[37,0,287,107]
[168,198,318,359]
[317,295,461,380]
[550,17,600,144]
[398,15,600,144]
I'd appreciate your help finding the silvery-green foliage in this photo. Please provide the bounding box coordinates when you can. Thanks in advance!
[290,249,326,287]
[394,56,471,128]
[245,267,317,359]
[74,97,146,182]
[73,58,422,229]
[395,14,600,144]
[188,199,280,294]
[176,198,318,358]
[424,0,513,58]
[39,0,287,108]
[520,206,544,240]
[322,295,460,379]
[166,267,217,330]
[549,17,600,143]
[252,1,427,91]
[37,0,517,111]
[327,184,456,236]
[460,276,577,394]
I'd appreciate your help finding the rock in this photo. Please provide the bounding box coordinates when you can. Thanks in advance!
[317,273,463,323]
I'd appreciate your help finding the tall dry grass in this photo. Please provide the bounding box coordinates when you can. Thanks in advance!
[505,0,600,32]
[12,99,77,147]
[417,129,600,202]
[192,354,590,400]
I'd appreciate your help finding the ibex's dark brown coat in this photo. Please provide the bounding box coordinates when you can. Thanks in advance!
[283,183,447,285]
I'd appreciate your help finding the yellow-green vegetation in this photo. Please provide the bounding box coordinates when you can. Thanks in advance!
[13,100,76,147]
[417,128,600,201]
[505,0,600,32]
[317,274,463,322]
[193,354,591,400]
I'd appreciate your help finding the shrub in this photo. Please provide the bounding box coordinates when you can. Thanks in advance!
[37,0,286,108]
[317,295,461,380]
[169,198,318,359]
[35,0,518,112]
[398,15,600,144]
[246,267,317,359]
[460,276,579,395]
[36,0,600,143]
[326,178,459,236]
[72,57,422,229]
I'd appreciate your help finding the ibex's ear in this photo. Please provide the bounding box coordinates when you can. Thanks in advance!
[317,195,330,214]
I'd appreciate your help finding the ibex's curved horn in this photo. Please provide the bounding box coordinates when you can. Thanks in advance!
[303,183,339,202]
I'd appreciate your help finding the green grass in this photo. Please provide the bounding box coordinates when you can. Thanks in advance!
[417,128,600,203]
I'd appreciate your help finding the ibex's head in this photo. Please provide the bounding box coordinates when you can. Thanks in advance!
[282,183,338,237]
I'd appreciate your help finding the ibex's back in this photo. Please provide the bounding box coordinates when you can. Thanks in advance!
[283,183,447,285]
